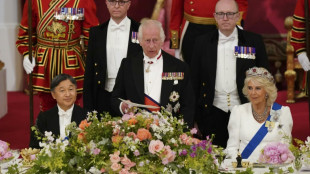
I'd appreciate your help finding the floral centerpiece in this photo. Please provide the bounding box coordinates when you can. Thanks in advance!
[290,136,310,170]
[16,108,224,173]
[0,140,13,162]
[258,142,295,164]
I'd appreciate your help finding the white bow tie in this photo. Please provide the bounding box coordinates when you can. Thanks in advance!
[219,36,235,44]
[110,23,126,31]
[59,110,70,118]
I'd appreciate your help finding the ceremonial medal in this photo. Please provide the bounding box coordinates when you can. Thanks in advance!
[265,121,275,132]
[244,47,249,58]
[234,46,240,57]
[132,32,138,43]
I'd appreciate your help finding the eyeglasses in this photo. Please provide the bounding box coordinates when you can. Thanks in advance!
[214,12,238,19]
[107,0,130,6]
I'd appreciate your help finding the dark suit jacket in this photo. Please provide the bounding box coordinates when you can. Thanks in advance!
[83,18,142,113]
[111,51,195,127]
[29,105,86,149]
[191,26,270,126]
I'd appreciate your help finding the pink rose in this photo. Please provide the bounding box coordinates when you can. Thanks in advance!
[100,168,106,173]
[281,153,288,162]
[127,132,137,140]
[121,155,136,169]
[0,140,9,153]
[93,148,101,155]
[111,162,122,171]
[149,140,164,154]
[190,128,198,135]
[159,146,176,164]
[119,168,130,174]
[3,151,12,159]
[122,113,134,121]
[179,133,188,142]
[192,138,201,145]
[109,151,120,163]
[162,158,169,165]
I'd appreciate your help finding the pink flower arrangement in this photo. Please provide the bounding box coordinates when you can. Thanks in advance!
[0,140,13,161]
[259,142,295,164]
[109,151,136,172]
[24,110,225,173]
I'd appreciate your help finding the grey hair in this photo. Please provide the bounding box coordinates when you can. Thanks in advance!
[242,76,277,107]
[138,19,165,43]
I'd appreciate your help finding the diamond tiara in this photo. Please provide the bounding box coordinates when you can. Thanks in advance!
[246,67,274,83]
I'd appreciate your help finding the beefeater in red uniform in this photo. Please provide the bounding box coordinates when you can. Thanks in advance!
[169,0,248,65]
[291,0,310,95]
[16,0,99,111]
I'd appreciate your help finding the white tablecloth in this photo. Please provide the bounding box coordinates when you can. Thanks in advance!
[220,159,310,173]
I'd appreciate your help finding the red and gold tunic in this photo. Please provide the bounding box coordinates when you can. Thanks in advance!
[169,0,248,48]
[16,0,99,93]
[291,0,308,56]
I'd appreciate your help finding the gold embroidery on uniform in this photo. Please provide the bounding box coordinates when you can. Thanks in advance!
[46,21,66,39]
[68,24,75,34]
[49,0,57,7]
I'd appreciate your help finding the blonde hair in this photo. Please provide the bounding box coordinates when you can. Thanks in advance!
[242,76,277,106]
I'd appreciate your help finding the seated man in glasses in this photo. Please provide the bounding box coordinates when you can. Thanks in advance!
[190,0,269,148]
[83,0,142,115]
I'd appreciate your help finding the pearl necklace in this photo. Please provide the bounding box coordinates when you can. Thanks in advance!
[252,105,268,122]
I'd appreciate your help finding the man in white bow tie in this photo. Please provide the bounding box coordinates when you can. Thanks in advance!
[111,19,195,128]
[190,0,269,148]
[30,74,86,149]
[83,0,142,115]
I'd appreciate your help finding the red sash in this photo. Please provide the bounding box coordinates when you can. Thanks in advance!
[144,94,160,112]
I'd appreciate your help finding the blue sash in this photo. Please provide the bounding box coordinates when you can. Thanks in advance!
[241,102,282,159]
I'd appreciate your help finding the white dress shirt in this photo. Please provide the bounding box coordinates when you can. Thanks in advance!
[105,17,131,92]
[58,104,74,139]
[213,27,241,113]
[143,50,163,103]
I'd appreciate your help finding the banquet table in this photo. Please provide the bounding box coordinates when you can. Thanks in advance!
[220,159,310,174]
[2,160,310,174]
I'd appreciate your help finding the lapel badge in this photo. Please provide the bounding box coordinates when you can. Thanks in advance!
[174,80,178,85]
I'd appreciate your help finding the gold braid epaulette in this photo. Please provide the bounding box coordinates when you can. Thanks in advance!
[170,30,179,49]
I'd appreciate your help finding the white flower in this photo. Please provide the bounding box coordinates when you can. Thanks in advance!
[155,133,162,139]
[88,166,101,174]
[39,142,47,148]
[170,138,176,144]
[46,148,52,157]
[45,131,54,142]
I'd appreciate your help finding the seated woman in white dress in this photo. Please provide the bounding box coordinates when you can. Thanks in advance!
[225,67,293,162]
